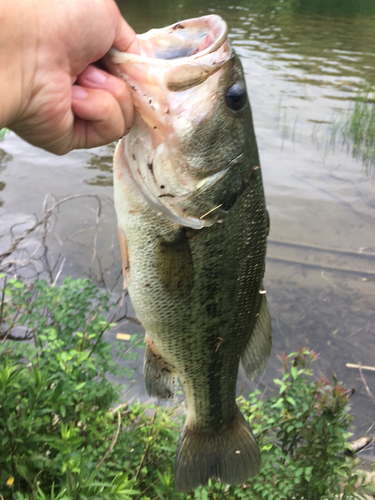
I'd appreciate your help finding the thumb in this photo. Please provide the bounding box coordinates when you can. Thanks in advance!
[113,15,140,54]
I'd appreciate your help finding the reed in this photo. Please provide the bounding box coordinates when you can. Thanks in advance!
[331,84,375,169]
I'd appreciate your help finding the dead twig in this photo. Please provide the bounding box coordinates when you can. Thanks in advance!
[0,192,135,341]
[135,405,159,480]
[110,402,129,415]
[347,363,375,372]
[0,274,7,338]
[0,192,125,297]
[358,363,375,405]
[0,219,48,266]
[0,193,112,276]
[96,409,121,469]
[51,257,66,287]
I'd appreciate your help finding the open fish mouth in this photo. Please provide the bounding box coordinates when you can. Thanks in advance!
[105,15,238,229]
[108,15,229,79]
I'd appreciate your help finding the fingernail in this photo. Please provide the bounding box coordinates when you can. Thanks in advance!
[72,86,88,99]
[85,66,107,84]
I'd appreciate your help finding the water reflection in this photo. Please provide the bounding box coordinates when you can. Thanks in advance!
[0,148,11,167]
[84,143,115,187]
[0,180,5,208]
[286,0,375,17]
[228,12,375,93]
[118,0,375,90]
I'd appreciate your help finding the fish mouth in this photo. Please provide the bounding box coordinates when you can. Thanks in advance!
[106,14,228,74]
[110,15,227,60]
[106,15,235,229]
[107,15,230,91]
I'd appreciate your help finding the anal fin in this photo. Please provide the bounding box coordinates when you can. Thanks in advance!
[241,294,273,382]
[144,334,177,401]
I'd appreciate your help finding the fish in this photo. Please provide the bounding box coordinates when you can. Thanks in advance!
[104,14,272,492]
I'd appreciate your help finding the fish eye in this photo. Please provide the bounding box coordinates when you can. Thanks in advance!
[225,84,247,112]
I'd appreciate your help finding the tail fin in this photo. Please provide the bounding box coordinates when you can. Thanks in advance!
[174,410,260,492]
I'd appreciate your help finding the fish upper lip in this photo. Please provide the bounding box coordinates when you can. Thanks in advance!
[107,15,228,68]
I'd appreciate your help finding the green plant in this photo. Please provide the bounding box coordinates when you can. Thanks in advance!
[0,127,10,140]
[331,83,375,168]
[243,349,371,500]
[0,275,143,499]
[0,275,374,499]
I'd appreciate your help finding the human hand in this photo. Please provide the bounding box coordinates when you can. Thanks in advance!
[1,0,138,155]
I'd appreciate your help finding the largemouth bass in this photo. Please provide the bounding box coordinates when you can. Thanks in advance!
[105,15,272,491]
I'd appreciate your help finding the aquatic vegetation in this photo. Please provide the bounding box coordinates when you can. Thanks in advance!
[331,84,375,170]
[1,276,374,499]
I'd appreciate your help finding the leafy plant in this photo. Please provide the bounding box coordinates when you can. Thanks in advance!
[0,275,143,499]
[0,276,374,499]
[243,350,370,500]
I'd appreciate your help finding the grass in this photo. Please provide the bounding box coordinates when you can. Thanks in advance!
[331,84,375,170]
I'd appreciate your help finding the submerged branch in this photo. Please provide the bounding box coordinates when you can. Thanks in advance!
[0,193,121,288]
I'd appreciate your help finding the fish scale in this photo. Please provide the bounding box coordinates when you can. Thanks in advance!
[106,14,272,492]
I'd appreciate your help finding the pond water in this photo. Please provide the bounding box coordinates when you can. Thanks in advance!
[1,0,375,455]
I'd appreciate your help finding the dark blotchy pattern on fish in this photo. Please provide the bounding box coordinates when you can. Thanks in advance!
[109,15,272,491]
[125,157,268,489]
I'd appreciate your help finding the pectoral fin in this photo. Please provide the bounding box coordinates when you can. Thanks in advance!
[241,294,272,381]
[144,334,178,400]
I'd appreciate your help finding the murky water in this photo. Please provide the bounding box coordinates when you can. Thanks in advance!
[1,0,375,454]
